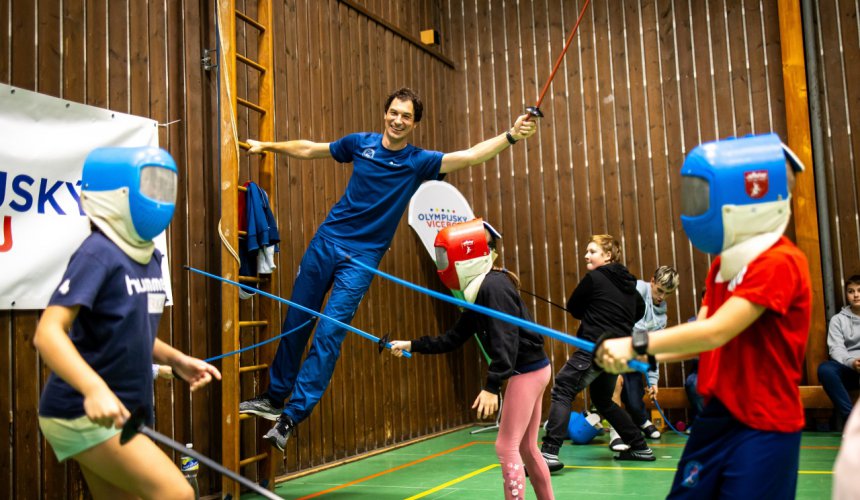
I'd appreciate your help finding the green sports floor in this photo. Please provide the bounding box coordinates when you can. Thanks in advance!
[245,427,841,499]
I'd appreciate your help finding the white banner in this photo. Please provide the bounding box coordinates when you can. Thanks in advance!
[407,180,475,259]
[0,84,172,310]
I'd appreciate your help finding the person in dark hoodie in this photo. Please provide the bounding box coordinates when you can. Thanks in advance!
[540,234,650,472]
[390,219,554,500]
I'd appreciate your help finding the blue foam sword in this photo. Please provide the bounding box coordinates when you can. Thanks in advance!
[343,257,649,373]
[184,266,410,358]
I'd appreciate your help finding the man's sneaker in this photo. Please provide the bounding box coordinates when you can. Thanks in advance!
[264,414,295,452]
[239,394,281,421]
[541,452,565,472]
[608,428,629,452]
[614,447,656,461]
[641,420,661,439]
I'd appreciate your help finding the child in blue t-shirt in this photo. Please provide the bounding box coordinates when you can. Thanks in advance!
[35,147,220,499]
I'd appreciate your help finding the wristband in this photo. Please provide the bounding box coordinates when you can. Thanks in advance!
[593,331,612,355]
[632,329,649,356]
[505,131,518,145]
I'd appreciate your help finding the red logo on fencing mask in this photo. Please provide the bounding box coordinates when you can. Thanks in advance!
[744,170,769,199]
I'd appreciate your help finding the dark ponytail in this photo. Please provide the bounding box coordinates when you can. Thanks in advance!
[494,266,521,289]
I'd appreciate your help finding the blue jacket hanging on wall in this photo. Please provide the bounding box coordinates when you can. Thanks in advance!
[239,181,280,282]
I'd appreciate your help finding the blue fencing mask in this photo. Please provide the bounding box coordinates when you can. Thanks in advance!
[80,147,178,263]
[680,133,804,281]
[568,411,601,445]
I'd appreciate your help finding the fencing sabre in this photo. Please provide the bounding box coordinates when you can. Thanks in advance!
[525,0,592,120]
[120,407,281,500]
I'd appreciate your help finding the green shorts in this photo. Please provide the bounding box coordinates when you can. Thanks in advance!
[39,415,121,462]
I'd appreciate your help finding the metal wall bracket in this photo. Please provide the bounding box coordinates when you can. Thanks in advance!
[202,48,218,71]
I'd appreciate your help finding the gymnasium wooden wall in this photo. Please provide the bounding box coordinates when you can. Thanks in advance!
[2,0,859,498]
[813,0,860,302]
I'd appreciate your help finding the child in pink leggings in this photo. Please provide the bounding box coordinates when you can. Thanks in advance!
[391,219,554,499]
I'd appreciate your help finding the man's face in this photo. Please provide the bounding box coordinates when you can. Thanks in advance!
[650,279,675,306]
[383,98,416,144]
[847,283,860,309]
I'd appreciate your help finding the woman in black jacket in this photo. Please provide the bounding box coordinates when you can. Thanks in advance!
[539,234,651,472]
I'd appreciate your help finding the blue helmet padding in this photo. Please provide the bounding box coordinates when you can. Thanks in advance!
[82,147,178,240]
[568,411,600,444]
[680,133,790,255]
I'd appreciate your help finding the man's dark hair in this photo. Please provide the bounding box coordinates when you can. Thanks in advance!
[846,274,860,291]
[384,87,423,122]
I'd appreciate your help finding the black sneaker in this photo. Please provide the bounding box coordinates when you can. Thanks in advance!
[264,414,295,452]
[239,394,281,421]
[614,447,656,461]
[640,420,661,439]
[541,452,565,472]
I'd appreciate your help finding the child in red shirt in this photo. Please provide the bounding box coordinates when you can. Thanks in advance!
[596,134,810,499]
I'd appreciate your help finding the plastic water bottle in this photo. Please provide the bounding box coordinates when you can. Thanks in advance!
[180,443,200,500]
[651,409,664,431]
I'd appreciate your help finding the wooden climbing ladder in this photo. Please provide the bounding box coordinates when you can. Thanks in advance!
[217,0,278,497]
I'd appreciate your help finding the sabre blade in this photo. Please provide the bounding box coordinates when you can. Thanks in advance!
[530,0,592,115]
[121,408,280,499]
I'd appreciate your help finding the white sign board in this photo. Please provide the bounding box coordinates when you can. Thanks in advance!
[0,84,172,309]
[407,180,475,259]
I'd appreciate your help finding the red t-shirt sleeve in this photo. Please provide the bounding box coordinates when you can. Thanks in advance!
[730,249,797,315]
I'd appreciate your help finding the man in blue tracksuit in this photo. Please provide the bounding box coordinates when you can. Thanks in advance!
[241,87,537,451]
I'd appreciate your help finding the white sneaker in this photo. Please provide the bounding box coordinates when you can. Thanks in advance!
[608,427,629,452]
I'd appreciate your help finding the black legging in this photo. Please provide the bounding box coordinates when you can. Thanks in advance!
[620,371,649,426]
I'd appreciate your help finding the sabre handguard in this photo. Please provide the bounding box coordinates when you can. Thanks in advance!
[378,332,391,354]
[525,106,544,118]
[120,406,148,445]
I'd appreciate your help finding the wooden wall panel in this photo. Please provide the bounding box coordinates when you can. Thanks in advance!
[62,0,86,104]
[107,1,129,113]
[3,0,858,497]
[1,312,12,500]
[13,314,40,499]
[0,1,9,83]
[815,0,860,303]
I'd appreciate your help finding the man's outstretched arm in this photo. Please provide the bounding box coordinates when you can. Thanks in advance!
[246,138,332,160]
[439,114,537,174]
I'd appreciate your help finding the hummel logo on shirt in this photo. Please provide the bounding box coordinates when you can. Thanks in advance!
[125,275,165,296]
